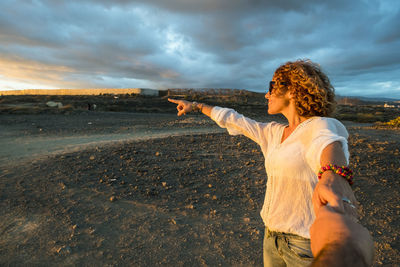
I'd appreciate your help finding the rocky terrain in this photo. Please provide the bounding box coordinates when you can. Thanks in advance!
[0,95,399,266]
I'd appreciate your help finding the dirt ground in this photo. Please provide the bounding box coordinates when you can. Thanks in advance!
[0,110,399,266]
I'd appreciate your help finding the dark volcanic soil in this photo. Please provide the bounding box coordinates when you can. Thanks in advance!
[1,111,400,266]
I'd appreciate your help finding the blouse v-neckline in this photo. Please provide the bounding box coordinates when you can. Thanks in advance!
[278,117,317,145]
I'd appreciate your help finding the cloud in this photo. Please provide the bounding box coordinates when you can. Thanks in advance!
[0,54,81,87]
[0,0,400,98]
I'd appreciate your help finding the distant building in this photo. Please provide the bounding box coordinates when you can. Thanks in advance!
[384,103,395,108]
[129,88,159,96]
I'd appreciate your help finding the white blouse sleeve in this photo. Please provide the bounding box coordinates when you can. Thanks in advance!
[305,118,350,174]
[211,106,271,145]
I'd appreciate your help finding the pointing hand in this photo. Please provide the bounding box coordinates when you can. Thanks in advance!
[168,98,194,116]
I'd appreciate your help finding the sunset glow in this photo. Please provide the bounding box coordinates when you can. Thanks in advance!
[0,0,399,99]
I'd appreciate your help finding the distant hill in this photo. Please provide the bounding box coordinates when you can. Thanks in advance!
[246,89,400,104]
[337,95,400,102]
[335,95,400,106]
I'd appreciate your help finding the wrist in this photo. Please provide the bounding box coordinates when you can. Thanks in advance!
[319,170,349,186]
[192,102,203,112]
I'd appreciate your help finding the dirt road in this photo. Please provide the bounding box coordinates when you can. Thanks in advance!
[0,112,224,166]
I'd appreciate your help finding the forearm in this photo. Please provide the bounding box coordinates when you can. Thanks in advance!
[193,102,213,118]
[320,141,348,167]
[319,141,350,191]
[310,206,374,266]
[319,141,352,189]
[312,241,368,267]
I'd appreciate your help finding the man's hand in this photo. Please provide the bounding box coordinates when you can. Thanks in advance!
[310,205,374,266]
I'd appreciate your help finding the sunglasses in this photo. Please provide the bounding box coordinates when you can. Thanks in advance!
[269,81,287,94]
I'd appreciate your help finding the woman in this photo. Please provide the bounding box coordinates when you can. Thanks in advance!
[168,59,357,266]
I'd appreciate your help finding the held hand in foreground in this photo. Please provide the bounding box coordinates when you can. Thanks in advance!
[168,98,194,116]
[310,205,374,266]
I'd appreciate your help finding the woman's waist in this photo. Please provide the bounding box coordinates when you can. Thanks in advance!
[260,206,314,239]
[265,227,310,240]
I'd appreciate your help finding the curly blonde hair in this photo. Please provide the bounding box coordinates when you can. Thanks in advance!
[273,59,336,117]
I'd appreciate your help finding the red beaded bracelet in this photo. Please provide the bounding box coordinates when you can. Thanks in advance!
[318,164,354,185]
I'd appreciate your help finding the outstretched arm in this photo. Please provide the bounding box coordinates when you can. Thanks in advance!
[168,98,213,117]
[168,98,268,144]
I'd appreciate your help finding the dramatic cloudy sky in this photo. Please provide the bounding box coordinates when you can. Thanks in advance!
[1,0,399,98]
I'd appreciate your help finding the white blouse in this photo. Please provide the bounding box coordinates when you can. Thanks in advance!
[211,107,349,238]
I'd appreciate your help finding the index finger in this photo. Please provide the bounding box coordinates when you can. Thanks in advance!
[168,98,180,104]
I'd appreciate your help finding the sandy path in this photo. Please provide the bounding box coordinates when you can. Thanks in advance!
[0,112,224,166]
[0,127,225,166]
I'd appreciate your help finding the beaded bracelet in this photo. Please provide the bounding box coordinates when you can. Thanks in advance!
[318,164,354,185]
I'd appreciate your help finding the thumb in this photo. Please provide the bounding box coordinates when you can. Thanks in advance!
[177,109,185,116]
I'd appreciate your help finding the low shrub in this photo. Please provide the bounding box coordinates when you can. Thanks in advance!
[383,116,400,127]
